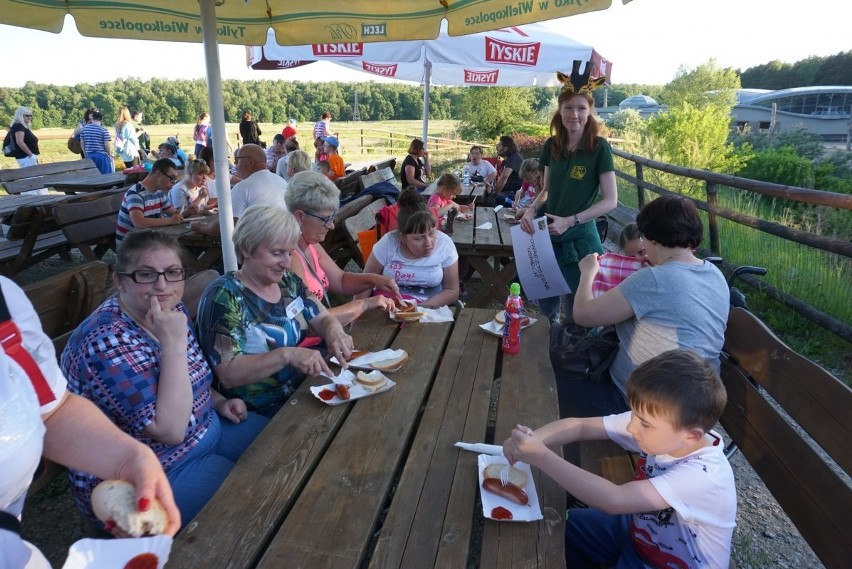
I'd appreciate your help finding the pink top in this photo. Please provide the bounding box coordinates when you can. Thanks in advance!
[294,244,330,301]
[592,253,645,297]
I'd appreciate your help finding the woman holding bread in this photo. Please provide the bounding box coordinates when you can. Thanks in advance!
[363,187,459,308]
[196,205,354,417]
[285,171,398,326]
[1,276,180,565]
[61,231,268,528]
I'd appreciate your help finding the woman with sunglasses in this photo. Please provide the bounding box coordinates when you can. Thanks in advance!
[61,231,268,530]
[285,171,398,327]
[7,107,39,167]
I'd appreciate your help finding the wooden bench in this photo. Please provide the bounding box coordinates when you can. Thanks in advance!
[0,204,72,277]
[336,167,367,198]
[52,189,127,262]
[0,159,100,195]
[579,308,852,568]
[322,194,384,268]
[343,198,388,267]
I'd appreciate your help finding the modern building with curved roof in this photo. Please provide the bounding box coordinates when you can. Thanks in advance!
[732,86,852,140]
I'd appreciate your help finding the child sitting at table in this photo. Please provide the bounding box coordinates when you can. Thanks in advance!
[619,222,646,259]
[316,159,332,179]
[503,349,736,569]
[427,173,473,225]
[512,158,543,218]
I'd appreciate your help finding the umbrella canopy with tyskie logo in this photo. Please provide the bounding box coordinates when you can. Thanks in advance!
[0,0,636,271]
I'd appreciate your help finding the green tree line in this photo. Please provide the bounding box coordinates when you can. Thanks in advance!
[738,51,851,90]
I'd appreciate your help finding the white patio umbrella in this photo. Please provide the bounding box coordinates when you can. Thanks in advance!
[0,0,633,271]
[250,22,613,143]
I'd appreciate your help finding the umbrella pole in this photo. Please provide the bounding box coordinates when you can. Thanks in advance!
[200,0,238,272]
[421,59,431,147]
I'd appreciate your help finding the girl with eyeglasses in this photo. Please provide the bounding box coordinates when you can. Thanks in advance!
[8,107,39,168]
[61,230,268,530]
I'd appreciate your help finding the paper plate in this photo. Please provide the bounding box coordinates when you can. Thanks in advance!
[479,317,537,337]
[310,376,396,406]
[478,454,542,522]
[62,535,172,569]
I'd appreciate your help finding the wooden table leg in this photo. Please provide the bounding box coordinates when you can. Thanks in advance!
[465,256,517,308]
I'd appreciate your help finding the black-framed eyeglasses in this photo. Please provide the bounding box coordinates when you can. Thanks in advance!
[23,114,33,118]
[119,268,188,284]
[303,210,337,228]
[162,172,178,183]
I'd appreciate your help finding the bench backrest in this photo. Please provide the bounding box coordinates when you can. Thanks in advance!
[22,260,111,348]
[336,167,367,197]
[322,194,378,268]
[52,191,126,261]
[343,198,388,267]
[720,307,852,567]
[0,159,100,194]
[368,157,396,174]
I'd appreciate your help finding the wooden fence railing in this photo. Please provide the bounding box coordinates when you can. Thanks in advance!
[611,147,852,343]
[335,127,484,158]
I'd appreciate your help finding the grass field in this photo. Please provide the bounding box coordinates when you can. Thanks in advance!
[0,120,471,171]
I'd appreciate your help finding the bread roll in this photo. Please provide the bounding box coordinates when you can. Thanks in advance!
[370,351,409,371]
[356,370,387,392]
[483,464,528,489]
[91,480,168,537]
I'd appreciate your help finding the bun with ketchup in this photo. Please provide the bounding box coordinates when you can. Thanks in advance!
[91,480,168,537]
[393,298,425,322]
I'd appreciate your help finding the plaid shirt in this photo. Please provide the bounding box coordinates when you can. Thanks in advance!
[592,253,645,297]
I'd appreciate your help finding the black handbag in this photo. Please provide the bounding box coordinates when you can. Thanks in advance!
[549,317,619,385]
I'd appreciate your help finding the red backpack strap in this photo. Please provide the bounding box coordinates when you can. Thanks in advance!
[0,288,55,406]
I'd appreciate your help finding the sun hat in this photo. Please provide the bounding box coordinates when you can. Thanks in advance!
[323,135,339,148]
[166,136,180,147]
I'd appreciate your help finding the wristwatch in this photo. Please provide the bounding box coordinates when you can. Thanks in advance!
[573,214,581,227]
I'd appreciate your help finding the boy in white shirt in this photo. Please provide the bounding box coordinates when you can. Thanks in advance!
[503,349,736,569]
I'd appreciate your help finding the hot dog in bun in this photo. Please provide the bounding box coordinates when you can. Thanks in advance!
[393,298,426,322]
[91,480,168,537]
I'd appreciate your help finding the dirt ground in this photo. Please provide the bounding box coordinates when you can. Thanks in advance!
[16,249,823,568]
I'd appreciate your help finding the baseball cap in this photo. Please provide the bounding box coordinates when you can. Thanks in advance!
[166,136,180,147]
[323,136,339,148]
[288,118,297,125]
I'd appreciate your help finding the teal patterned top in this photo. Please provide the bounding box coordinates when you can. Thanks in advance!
[196,271,321,416]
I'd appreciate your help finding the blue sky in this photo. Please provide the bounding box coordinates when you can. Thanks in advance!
[0,0,848,87]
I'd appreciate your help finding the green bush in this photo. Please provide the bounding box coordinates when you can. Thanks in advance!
[738,146,815,187]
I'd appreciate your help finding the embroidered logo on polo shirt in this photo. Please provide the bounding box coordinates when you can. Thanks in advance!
[570,165,586,180]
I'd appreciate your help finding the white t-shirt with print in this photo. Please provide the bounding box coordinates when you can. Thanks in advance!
[604,412,736,569]
[371,231,458,301]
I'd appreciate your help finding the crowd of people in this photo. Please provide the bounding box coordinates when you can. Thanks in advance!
[4,86,739,569]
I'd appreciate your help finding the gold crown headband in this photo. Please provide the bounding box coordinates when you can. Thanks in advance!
[557,60,607,95]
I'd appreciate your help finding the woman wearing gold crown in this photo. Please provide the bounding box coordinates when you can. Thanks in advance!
[520,61,617,324]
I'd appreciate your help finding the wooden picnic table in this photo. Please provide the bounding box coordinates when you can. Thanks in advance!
[422,180,487,204]
[0,193,70,220]
[451,206,518,308]
[156,215,223,271]
[169,307,563,569]
[49,170,146,194]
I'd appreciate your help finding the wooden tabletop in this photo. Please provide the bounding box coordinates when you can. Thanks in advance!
[168,308,562,568]
[0,193,70,218]
[49,171,141,194]
[450,206,518,308]
[156,215,223,271]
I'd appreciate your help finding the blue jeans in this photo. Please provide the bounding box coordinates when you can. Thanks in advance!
[167,411,268,525]
[539,293,573,325]
[565,509,647,569]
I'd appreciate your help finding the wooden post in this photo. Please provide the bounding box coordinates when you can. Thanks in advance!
[706,181,720,254]
[360,129,364,154]
[635,163,645,209]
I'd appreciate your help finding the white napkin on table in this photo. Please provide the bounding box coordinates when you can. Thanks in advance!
[454,442,504,456]
[420,306,454,323]
[475,222,493,230]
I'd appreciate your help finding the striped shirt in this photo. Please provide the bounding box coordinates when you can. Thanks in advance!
[115,183,173,241]
[79,123,111,156]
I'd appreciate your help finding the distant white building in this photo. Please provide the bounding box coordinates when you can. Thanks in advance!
[732,86,852,140]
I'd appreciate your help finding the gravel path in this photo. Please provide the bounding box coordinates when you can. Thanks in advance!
[16,251,825,568]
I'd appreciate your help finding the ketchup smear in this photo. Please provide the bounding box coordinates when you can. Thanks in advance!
[491,506,513,520]
[318,389,336,401]
[124,553,158,569]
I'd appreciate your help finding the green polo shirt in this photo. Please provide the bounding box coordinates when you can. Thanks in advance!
[538,136,614,218]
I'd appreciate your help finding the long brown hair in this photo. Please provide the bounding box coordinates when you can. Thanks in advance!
[115,106,132,132]
[549,91,600,159]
